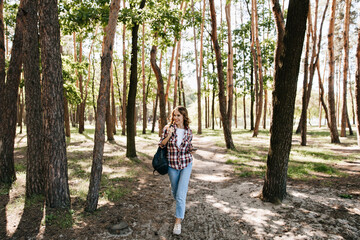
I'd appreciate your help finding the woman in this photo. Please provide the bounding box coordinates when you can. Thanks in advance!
[159,106,195,235]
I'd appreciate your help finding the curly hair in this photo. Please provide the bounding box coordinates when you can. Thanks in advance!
[170,106,191,128]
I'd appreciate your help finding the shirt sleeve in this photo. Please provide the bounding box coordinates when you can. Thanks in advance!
[158,126,168,148]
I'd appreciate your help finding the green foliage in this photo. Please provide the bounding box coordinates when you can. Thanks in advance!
[4,1,18,40]
[62,56,87,105]
[45,209,74,229]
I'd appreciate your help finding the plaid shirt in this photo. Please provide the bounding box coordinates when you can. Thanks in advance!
[159,125,193,170]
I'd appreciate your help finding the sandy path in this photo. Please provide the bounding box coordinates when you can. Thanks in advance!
[95,135,360,240]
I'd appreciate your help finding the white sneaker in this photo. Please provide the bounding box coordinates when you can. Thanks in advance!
[173,223,181,235]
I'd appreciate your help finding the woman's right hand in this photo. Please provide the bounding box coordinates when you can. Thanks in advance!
[166,125,175,137]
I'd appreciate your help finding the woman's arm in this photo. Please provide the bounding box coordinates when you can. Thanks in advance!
[159,125,175,147]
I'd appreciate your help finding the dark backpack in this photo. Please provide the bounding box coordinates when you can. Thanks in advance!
[152,146,168,175]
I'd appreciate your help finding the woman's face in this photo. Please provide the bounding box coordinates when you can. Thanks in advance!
[173,110,184,127]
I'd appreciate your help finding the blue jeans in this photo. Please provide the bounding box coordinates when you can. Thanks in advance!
[168,162,193,219]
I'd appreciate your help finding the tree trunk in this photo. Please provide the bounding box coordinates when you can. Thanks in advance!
[173,37,182,109]
[126,0,146,158]
[78,38,85,134]
[151,91,158,133]
[64,96,71,137]
[151,44,166,137]
[142,23,147,134]
[261,0,309,203]
[252,0,264,137]
[39,0,70,207]
[263,88,267,129]
[340,0,352,137]
[106,63,114,141]
[192,0,202,134]
[23,0,44,196]
[209,0,235,150]
[327,0,340,143]
[355,26,360,146]
[250,64,254,130]
[121,1,127,136]
[0,2,25,184]
[317,61,330,128]
[86,0,120,212]
[111,64,117,134]
[0,0,5,96]
[300,14,311,146]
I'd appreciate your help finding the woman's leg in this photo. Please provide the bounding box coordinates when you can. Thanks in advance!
[168,166,180,199]
[174,162,192,219]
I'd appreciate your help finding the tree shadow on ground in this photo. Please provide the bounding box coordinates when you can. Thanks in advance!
[0,184,10,239]
[12,195,45,239]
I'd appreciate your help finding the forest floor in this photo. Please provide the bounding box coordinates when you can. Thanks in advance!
[1,126,360,239]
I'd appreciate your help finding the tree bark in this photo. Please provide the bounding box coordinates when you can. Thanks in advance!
[64,96,71,137]
[327,0,340,143]
[300,13,311,146]
[192,0,202,134]
[86,0,121,212]
[78,38,85,133]
[126,0,146,158]
[151,90,158,133]
[209,0,235,150]
[340,0,352,137]
[106,63,114,141]
[0,0,4,96]
[150,44,166,137]
[121,0,127,136]
[39,0,70,207]
[355,25,360,146]
[262,0,309,203]
[142,23,147,134]
[23,0,44,196]
[252,0,264,137]
[0,1,25,184]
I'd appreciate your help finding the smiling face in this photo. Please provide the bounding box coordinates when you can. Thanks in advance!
[173,110,184,128]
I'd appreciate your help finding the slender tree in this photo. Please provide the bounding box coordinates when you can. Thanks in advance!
[340,0,352,137]
[327,0,340,143]
[142,23,147,134]
[39,0,70,207]
[0,1,25,184]
[209,0,235,150]
[355,24,360,146]
[23,0,44,196]
[126,0,146,158]
[262,0,309,203]
[86,0,121,211]
[252,0,264,137]
[121,0,127,136]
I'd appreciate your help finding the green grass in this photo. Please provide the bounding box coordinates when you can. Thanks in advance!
[45,209,74,229]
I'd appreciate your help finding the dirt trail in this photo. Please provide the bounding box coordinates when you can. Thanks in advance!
[93,135,360,240]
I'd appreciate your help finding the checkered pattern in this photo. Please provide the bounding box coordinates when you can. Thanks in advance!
[159,125,193,170]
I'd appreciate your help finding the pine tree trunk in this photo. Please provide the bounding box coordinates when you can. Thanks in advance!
[340,0,351,137]
[150,44,166,137]
[252,0,264,137]
[263,88,267,129]
[327,0,340,143]
[86,0,120,212]
[355,27,360,146]
[142,23,147,134]
[225,1,234,130]
[23,0,44,196]
[0,0,5,96]
[262,0,309,203]
[79,39,85,133]
[111,66,117,134]
[39,0,70,207]
[209,0,235,150]
[151,91,158,133]
[64,96,71,137]
[126,0,146,158]
[121,1,127,136]
[0,2,24,184]
[300,15,311,146]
